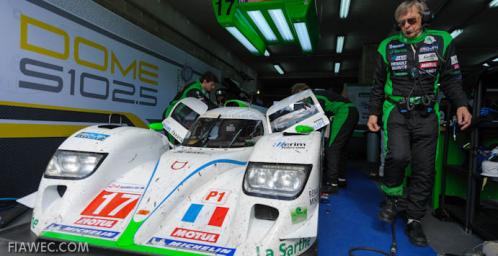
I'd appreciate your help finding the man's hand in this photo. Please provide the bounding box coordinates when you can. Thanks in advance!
[367,115,380,132]
[456,106,472,130]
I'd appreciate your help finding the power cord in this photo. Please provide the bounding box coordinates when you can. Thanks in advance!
[348,221,397,256]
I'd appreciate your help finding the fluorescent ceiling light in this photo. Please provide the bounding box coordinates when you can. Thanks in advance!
[450,29,463,39]
[483,63,490,67]
[293,22,312,52]
[264,50,270,57]
[273,64,284,75]
[490,0,498,7]
[493,57,498,62]
[334,62,341,74]
[340,0,351,18]
[336,36,345,53]
[248,10,277,42]
[268,9,294,41]
[226,26,259,54]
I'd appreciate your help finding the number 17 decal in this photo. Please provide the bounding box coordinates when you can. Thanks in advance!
[81,191,140,219]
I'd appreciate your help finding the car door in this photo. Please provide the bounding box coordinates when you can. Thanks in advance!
[162,97,208,145]
[266,89,329,134]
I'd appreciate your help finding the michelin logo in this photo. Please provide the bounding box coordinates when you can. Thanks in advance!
[45,223,119,239]
[75,132,109,141]
[147,237,236,256]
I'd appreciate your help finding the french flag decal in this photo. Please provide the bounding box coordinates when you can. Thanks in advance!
[182,204,229,227]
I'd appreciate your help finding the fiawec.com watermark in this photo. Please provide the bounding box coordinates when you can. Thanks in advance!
[7,241,89,254]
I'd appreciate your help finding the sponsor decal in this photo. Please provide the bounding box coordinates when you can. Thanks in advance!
[419,68,437,75]
[452,64,460,69]
[309,188,319,205]
[163,123,183,142]
[264,238,312,256]
[106,182,144,193]
[147,237,236,256]
[171,160,188,170]
[388,43,404,49]
[312,118,326,130]
[45,223,119,239]
[451,55,459,65]
[75,132,109,141]
[137,209,150,215]
[273,141,306,149]
[393,72,409,77]
[419,45,438,53]
[74,217,118,228]
[424,35,436,44]
[31,217,39,229]
[81,191,140,219]
[390,48,408,54]
[418,53,438,62]
[391,61,407,71]
[202,190,229,205]
[290,207,308,224]
[182,204,229,228]
[170,227,220,243]
[420,62,438,69]
[391,55,407,62]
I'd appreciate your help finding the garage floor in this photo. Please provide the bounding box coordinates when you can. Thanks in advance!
[318,167,482,256]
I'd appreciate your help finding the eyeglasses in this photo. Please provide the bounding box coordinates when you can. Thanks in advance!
[398,17,417,27]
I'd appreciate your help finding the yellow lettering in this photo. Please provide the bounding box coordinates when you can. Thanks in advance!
[74,36,108,71]
[20,15,69,60]
[139,61,158,85]
[111,52,136,79]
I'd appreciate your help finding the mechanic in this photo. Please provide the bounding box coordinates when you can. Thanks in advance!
[215,88,228,107]
[367,0,472,247]
[291,83,359,194]
[163,71,218,143]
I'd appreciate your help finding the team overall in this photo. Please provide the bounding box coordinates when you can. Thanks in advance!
[369,29,468,219]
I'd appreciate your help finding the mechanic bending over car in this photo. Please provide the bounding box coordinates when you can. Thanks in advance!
[291,83,359,194]
[163,71,218,143]
[367,0,472,247]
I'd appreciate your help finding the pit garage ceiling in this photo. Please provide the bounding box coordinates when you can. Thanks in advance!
[131,0,498,95]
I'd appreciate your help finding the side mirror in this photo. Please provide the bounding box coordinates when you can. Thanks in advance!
[149,122,164,131]
[295,125,314,134]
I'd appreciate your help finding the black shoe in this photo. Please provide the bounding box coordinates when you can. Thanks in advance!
[338,178,347,188]
[378,197,399,222]
[321,183,338,194]
[405,220,428,247]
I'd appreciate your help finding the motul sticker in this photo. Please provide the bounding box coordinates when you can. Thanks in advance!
[81,191,140,219]
[202,190,229,205]
[170,227,220,243]
[420,62,438,69]
[74,217,117,228]
[451,55,459,65]
[418,53,438,62]
[171,160,188,170]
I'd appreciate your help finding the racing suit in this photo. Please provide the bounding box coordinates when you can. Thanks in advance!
[315,89,359,186]
[369,29,468,219]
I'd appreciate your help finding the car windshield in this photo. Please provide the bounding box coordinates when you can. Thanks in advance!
[268,96,319,132]
[182,117,264,148]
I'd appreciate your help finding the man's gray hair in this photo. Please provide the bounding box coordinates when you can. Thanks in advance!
[394,0,429,21]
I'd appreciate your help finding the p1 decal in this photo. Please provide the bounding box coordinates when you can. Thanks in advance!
[147,237,236,256]
[170,227,220,243]
[81,191,140,219]
[181,204,229,228]
[171,160,188,170]
[45,223,119,239]
[74,217,117,228]
[202,189,229,205]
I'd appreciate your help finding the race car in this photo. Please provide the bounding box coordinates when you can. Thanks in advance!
[30,89,328,256]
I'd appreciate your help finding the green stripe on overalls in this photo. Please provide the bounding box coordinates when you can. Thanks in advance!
[328,104,354,146]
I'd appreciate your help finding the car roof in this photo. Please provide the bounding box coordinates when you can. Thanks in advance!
[201,107,266,121]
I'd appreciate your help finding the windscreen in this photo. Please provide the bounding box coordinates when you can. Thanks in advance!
[171,102,200,131]
[268,96,319,132]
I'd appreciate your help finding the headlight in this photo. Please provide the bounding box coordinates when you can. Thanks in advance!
[44,150,107,179]
[243,162,311,200]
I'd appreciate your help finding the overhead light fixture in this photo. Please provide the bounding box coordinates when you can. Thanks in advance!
[490,0,498,7]
[334,62,341,74]
[268,9,294,41]
[226,26,259,54]
[450,29,463,39]
[257,90,260,95]
[336,36,345,53]
[340,0,351,19]
[247,10,277,42]
[293,22,312,52]
[273,64,284,75]
[264,50,270,57]
[493,57,498,62]
[483,63,490,67]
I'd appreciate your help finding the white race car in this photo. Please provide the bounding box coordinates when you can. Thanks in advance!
[30,90,328,256]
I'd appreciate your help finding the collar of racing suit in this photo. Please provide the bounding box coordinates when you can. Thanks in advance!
[399,29,427,44]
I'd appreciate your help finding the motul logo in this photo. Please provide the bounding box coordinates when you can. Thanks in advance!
[74,217,117,228]
[171,227,219,243]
